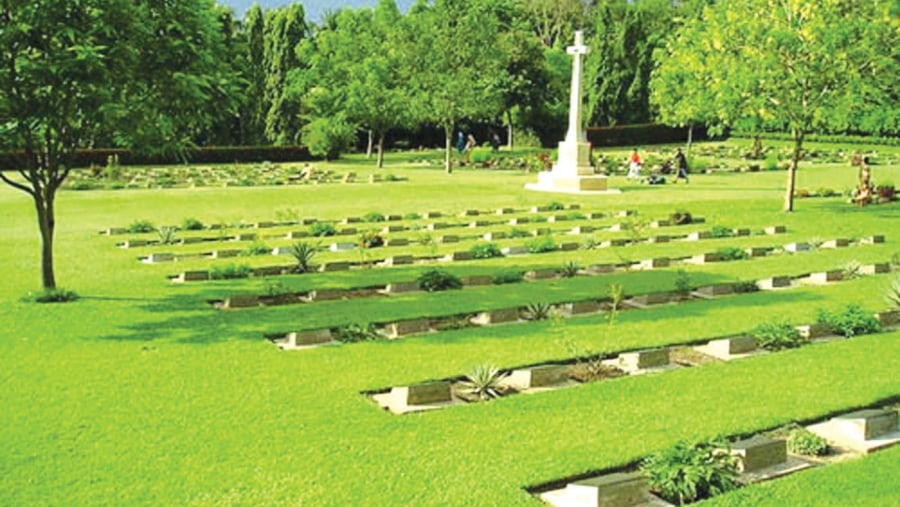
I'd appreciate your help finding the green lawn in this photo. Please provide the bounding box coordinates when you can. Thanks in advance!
[1,139,899,506]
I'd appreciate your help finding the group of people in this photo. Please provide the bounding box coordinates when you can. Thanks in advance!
[626,147,689,184]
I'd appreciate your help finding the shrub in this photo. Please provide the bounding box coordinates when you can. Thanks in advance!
[715,246,749,261]
[765,153,779,171]
[581,237,598,250]
[210,264,253,280]
[243,241,270,256]
[492,269,524,284]
[817,304,881,337]
[182,217,204,230]
[417,269,463,292]
[458,364,508,401]
[309,222,337,237]
[547,201,566,211]
[524,302,552,321]
[709,225,734,238]
[751,320,803,351]
[674,270,691,298]
[641,439,740,505]
[157,226,178,245]
[69,180,95,191]
[509,227,531,238]
[127,219,155,233]
[470,147,493,164]
[525,236,556,254]
[301,115,356,160]
[28,288,79,304]
[363,212,385,222]
[289,241,317,273]
[787,427,830,456]
[334,322,379,343]
[358,232,384,248]
[560,261,580,278]
[733,280,760,293]
[470,242,503,259]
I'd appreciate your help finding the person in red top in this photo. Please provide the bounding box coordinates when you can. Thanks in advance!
[627,149,642,180]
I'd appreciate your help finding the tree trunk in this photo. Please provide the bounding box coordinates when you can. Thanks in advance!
[784,128,803,212]
[686,124,693,156]
[35,191,57,290]
[506,110,514,150]
[376,131,386,169]
[444,125,453,174]
[366,129,374,159]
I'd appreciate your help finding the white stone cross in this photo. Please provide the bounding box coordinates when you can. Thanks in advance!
[565,30,589,143]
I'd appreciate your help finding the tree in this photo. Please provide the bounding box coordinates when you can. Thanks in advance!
[651,0,899,212]
[404,0,505,172]
[0,0,237,291]
[521,0,593,49]
[241,3,267,145]
[263,3,308,145]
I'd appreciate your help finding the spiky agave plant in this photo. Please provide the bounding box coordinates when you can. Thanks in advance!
[459,364,508,401]
[524,301,552,321]
[887,275,900,308]
[290,241,318,273]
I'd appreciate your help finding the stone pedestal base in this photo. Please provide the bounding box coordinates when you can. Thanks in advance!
[526,171,618,194]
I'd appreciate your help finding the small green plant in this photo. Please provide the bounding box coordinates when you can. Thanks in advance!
[751,320,803,350]
[243,241,271,256]
[492,269,524,285]
[334,322,379,343]
[181,217,204,231]
[560,261,580,278]
[623,215,649,242]
[289,241,318,273]
[363,212,385,222]
[607,283,624,325]
[458,364,508,401]
[842,260,863,280]
[581,237,598,250]
[417,269,463,292]
[641,439,740,505]
[546,201,565,211]
[509,227,531,238]
[715,246,749,261]
[27,288,79,304]
[127,219,155,233]
[564,339,621,383]
[262,280,295,305]
[470,242,503,259]
[674,270,692,299]
[787,427,830,456]
[817,304,881,337]
[309,222,337,237]
[524,301,553,321]
[403,212,421,220]
[157,226,178,245]
[210,264,253,280]
[887,275,900,307]
[358,232,384,248]
[709,225,734,238]
[525,236,556,254]
[733,280,760,293]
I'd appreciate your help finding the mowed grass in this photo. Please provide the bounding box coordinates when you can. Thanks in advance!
[1,139,899,506]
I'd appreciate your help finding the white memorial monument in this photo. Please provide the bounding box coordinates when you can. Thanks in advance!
[527,31,617,194]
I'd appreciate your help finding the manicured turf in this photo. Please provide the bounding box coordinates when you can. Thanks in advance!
[1,139,898,505]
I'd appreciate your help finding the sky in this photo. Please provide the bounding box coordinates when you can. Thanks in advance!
[220,0,415,22]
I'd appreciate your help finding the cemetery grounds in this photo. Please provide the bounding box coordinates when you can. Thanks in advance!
[1,138,899,506]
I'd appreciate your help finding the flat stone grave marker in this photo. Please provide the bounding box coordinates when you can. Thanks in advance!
[745,247,769,257]
[697,336,759,360]
[861,235,885,244]
[385,281,419,294]
[339,227,357,235]
[617,348,669,371]
[381,225,404,233]
[601,238,629,247]
[874,309,900,326]
[496,207,514,215]
[542,472,650,507]
[143,253,174,263]
[617,210,636,217]
[563,300,603,315]
[809,270,842,283]
[308,288,345,301]
[547,215,568,223]
[686,252,719,264]
[506,364,570,390]
[501,246,528,255]
[391,381,452,406]
[423,211,442,219]
[559,242,579,251]
[300,218,318,225]
[120,239,149,248]
[103,227,127,235]
[385,318,431,338]
[443,251,473,261]
[438,235,459,244]
[729,437,787,472]
[386,214,402,221]
[647,235,670,243]
[586,212,605,219]
[340,217,361,224]
[234,233,257,241]
[182,237,204,244]
[329,242,356,252]
[821,238,850,248]
[587,264,616,274]
[686,231,711,241]
[368,174,381,184]
[285,230,310,239]
[211,249,242,258]
[784,242,811,253]
[570,225,594,234]
[254,221,275,228]
[650,220,670,228]
[765,225,787,234]
[757,276,792,290]
[640,258,669,269]
[319,261,351,272]
[462,275,492,286]
[386,238,409,247]
[795,322,831,339]
[629,292,671,306]
[382,255,413,266]
[525,269,557,280]
[732,228,751,236]
[253,266,284,276]
[426,222,449,231]
[272,247,292,255]
[530,205,550,212]
[468,220,489,228]
[509,217,529,225]
[809,408,900,454]
[483,231,506,241]
[861,263,890,275]
[285,329,333,347]
[173,270,210,283]
[223,294,260,309]
[461,209,480,216]
[471,308,520,325]
[532,228,552,236]
[696,284,734,297]
[566,204,581,210]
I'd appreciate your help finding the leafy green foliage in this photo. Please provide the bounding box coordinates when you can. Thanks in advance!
[26,288,79,304]
[817,305,881,337]
[641,439,740,505]
[458,364,508,401]
[716,247,749,261]
[363,212,385,223]
[334,322,379,343]
[210,264,253,280]
[157,226,178,245]
[416,269,462,292]
[289,241,318,274]
[358,232,384,248]
[674,270,692,298]
[181,217,204,231]
[524,302,553,321]
[709,226,734,239]
[492,270,524,285]
[525,236,556,254]
[560,261,580,278]
[886,275,900,307]
[470,242,503,259]
[301,115,357,160]
[733,281,760,294]
[509,227,531,238]
[309,222,337,237]
[243,241,271,256]
[787,428,830,457]
[127,220,156,234]
[751,321,803,351]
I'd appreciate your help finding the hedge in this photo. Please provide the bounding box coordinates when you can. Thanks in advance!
[732,131,900,147]
[0,145,315,170]
[586,123,710,147]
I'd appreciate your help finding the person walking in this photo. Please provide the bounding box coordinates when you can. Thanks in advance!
[673,148,689,183]
[627,149,642,181]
